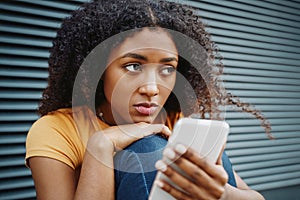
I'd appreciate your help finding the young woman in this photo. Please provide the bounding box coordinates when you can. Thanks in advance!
[26,0,271,199]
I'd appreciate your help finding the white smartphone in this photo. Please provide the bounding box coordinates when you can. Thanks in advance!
[148,118,230,200]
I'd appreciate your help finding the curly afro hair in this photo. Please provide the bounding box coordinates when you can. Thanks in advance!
[38,0,271,136]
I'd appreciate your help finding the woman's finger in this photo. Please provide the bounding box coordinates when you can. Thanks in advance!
[174,144,228,183]
[154,180,193,200]
[102,123,170,150]
[155,160,210,200]
[216,144,226,165]
[163,148,227,198]
[163,148,213,185]
[116,123,170,138]
[137,123,171,138]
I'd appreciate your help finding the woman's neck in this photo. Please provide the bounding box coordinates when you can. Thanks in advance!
[97,101,115,125]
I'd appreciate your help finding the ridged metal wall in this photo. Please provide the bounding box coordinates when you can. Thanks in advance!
[0,0,299,199]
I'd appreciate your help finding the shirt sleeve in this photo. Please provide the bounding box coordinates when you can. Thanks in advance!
[25,114,82,170]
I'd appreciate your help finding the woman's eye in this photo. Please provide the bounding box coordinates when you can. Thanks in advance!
[124,63,142,73]
[160,66,176,75]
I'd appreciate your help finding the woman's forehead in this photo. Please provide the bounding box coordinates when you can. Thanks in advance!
[108,28,178,61]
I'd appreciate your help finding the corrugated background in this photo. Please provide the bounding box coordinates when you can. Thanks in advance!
[0,0,299,199]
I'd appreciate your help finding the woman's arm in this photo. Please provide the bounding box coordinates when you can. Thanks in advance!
[221,172,265,200]
[74,130,115,200]
[29,157,77,200]
[29,123,171,200]
[29,154,115,200]
[29,131,115,200]
[155,144,265,200]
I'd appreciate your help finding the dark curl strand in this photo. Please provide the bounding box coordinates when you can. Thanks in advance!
[39,0,272,138]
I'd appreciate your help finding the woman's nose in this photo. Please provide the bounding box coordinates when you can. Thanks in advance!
[138,82,159,97]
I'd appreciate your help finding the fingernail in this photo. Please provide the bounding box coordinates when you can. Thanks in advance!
[155,160,167,172]
[163,126,171,135]
[175,144,187,154]
[163,148,176,160]
[155,180,164,188]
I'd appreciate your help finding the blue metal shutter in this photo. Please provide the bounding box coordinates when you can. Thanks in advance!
[0,0,299,199]
[0,0,85,199]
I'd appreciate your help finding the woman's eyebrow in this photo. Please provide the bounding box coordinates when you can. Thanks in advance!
[121,53,147,61]
[160,57,178,63]
[121,53,178,63]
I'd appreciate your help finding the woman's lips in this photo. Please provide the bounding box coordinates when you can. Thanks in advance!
[134,103,158,115]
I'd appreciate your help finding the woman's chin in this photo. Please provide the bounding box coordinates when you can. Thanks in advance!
[130,115,156,124]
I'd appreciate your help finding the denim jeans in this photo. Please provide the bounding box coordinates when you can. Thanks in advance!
[114,135,236,200]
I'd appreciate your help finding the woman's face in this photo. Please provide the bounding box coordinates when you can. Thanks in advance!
[102,28,178,124]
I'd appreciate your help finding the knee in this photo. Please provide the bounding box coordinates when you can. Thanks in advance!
[114,135,167,173]
[125,134,167,153]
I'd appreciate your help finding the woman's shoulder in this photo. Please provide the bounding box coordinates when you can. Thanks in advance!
[26,107,86,169]
[28,106,99,142]
[30,107,75,131]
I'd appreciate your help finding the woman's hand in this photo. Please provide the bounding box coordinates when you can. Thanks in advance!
[155,144,228,200]
[103,122,171,151]
[87,123,171,161]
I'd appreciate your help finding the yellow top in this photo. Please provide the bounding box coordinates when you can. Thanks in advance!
[25,106,181,170]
